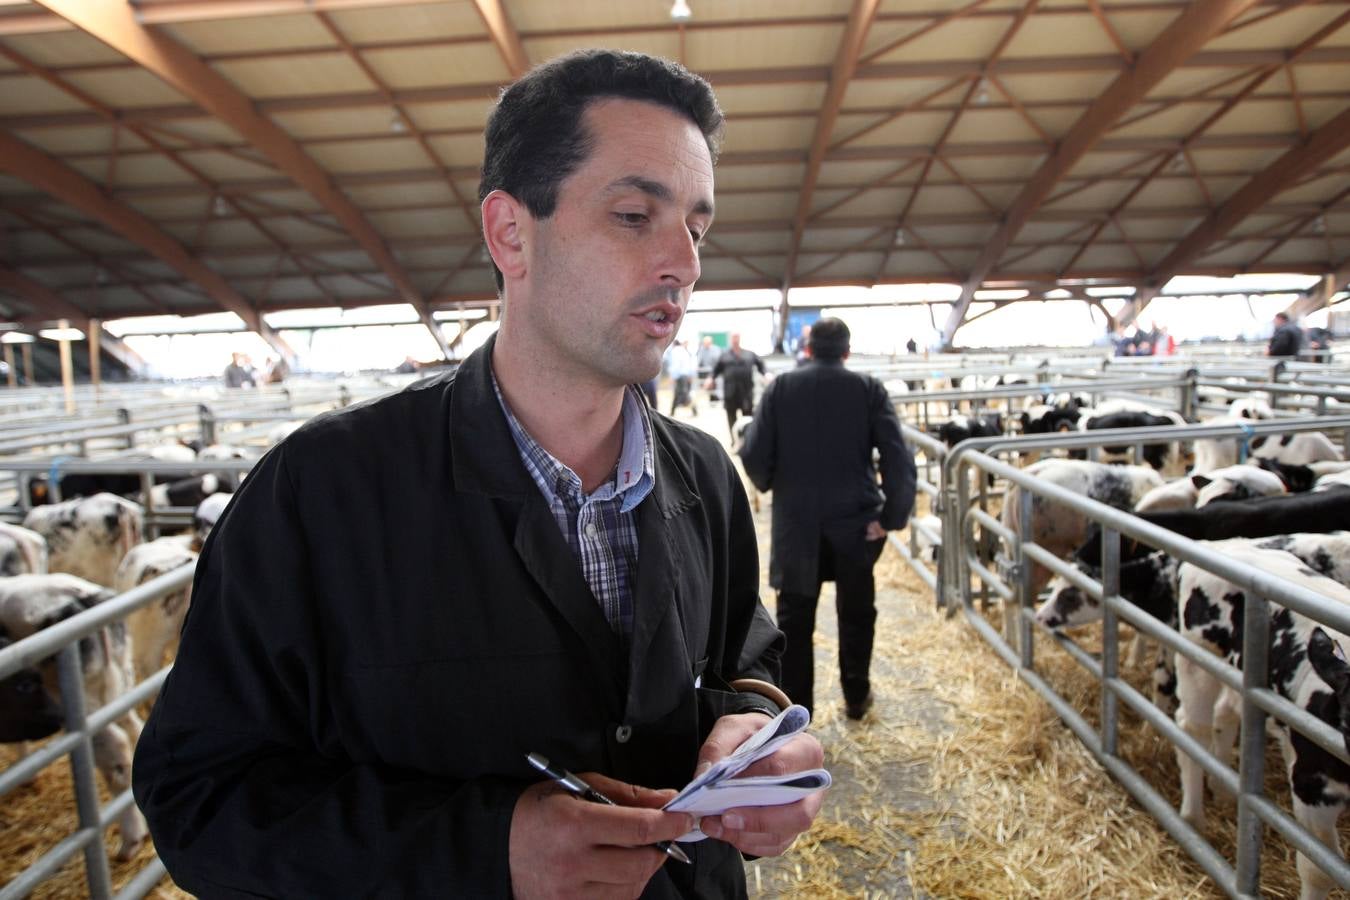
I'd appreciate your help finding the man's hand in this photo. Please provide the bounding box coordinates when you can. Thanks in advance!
[510,773,694,900]
[693,713,826,856]
[864,520,886,541]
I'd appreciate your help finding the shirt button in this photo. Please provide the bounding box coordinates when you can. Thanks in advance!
[615,724,632,743]
[584,522,598,539]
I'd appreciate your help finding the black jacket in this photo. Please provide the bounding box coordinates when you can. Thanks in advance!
[1269,321,1303,357]
[133,336,784,898]
[711,349,765,405]
[738,359,916,594]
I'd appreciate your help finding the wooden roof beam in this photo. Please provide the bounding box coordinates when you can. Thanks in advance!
[1285,259,1350,320]
[33,0,448,360]
[1119,103,1350,328]
[472,0,529,78]
[779,0,881,298]
[936,0,1261,349]
[0,265,89,323]
[0,131,297,362]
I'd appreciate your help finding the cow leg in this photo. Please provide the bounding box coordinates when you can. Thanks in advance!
[1175,652,1223,829]
[1127,631,1150,668]
[91,721,148,859]
[1291,796,1340,900]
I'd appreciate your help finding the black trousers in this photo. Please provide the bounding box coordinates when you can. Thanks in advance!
[775,536,883,716]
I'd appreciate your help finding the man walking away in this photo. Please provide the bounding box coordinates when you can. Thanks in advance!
[709,332,766,439]
[739,318,917,720]
[1267,311,1303,357]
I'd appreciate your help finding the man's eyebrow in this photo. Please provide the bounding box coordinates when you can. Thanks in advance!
[607,175,714,217]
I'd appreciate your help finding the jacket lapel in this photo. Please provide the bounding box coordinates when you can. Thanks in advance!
[449,336,624,710]
[626,425,701,706]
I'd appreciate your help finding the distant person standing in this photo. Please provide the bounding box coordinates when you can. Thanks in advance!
[223,352,255,388]
[905,337,917,355]
[264,356,289,384]
[794,325,812,367]
[696,335,721,400]
[738,318,916,720]
[664,338,698,415]
[708,332,765,438]
[1267,311,1303,357]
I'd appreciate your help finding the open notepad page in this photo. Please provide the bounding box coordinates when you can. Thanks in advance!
[664,704,831,842]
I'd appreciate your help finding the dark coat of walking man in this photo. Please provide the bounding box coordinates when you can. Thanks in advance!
[739,318,916,720]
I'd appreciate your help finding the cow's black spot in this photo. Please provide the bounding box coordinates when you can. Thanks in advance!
[1269,609,1302,694]
[1052,587,1084,625]
[1095,472,1136,511]
[1251,435,1268,450]
[1183,586,1222,630]
[1280,434,1294,447]
[1308,548,1337,577]
[1291,689,1350,805]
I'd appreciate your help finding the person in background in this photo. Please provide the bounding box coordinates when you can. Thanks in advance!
[1153,324,1176,356]
[134,48,822,900]
[1267,311,1304,357]
[664,337,698,416]
[395,355,420,374]
[222,352,254,388]
[905,337,918,355]
[707,332,766,440]
[794,325,812,367]
[696,335,721,401]
[1305,325,1332,363]
[739,317,917,721]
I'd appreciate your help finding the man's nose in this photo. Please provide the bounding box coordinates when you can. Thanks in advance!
[660,226,701,287]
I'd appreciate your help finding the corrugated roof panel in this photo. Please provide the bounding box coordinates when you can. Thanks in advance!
[364,42,510,89]
[686,23,843,70]
[522,32,681,67]
[61,68,193,108]
[304,136,430,173]
[718,115,813,153]
[328,3,486,42]
[161,13,334,55]
[0,74,93,114]
[2,29,127,66]
[211,53,372,99]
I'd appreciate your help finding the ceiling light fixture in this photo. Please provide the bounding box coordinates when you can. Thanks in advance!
[390,113,408,134]
[213,195,228,216]
[0,331,35,344]
[670,0,692,21]
[975,79,990,106]
[894,230,906,247]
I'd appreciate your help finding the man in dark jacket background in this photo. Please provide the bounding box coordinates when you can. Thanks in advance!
[708,332,766,439]
[739,318,916,720]
[1267,311,1304,357]
[134,49,823,900]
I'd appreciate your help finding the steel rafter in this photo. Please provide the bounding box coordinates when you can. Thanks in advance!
[471,0,529,78]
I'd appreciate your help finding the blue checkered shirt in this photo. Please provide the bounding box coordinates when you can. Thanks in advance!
[493,376,655,640]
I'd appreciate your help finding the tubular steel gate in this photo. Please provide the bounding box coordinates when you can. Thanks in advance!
[930,415,1350,899]
[0,566,194,900]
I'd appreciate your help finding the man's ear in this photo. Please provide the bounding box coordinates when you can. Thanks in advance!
[481,189,530,282]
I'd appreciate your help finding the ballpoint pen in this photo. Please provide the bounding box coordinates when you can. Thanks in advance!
[526,752,693,864]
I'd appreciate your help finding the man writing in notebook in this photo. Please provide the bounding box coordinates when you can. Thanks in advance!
[135,50,823,898]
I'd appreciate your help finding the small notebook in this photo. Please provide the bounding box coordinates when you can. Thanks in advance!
[664,704,831,842]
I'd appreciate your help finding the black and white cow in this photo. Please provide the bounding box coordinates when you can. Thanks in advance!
[1251,431,1345,467]
[1002,459,1162,595]
[114,536,197,680]
[1255,457,1318,494]
[1174,547,1350,900]
[192,492,232,551]
[0,574,146,859]
[934,413,1003,447]
[22,493,143,588]
[1079,401,1189,473]
[0,522,47,577]
[1133,464,1287,513]
[148,473,234,510]
[1017,402,1083,435]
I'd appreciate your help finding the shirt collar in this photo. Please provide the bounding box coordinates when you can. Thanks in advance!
[490,370,655,509]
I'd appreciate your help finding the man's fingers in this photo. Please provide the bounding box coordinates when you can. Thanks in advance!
[582,772,679,810]
[734,732,825,779]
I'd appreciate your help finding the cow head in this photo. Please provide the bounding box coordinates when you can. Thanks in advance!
[1036,576,1094,629]
[1308,628,1350,750]
[0,634,64,743]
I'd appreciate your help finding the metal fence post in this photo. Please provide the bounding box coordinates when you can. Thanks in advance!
[55,643,114,900]
[1100,528,1120,756]
[1015,483,1034,667]
[198,404,216,446]
[1234,591,1270,896]
[116,408,133,449]
[1180,368,1197,421]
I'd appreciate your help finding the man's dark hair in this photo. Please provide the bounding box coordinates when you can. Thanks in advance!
[1274,312,1290,324]
[809,317,850,361]
[479,50,724,291]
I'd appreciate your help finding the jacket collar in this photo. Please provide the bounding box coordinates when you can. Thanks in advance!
[448,332,536,498]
